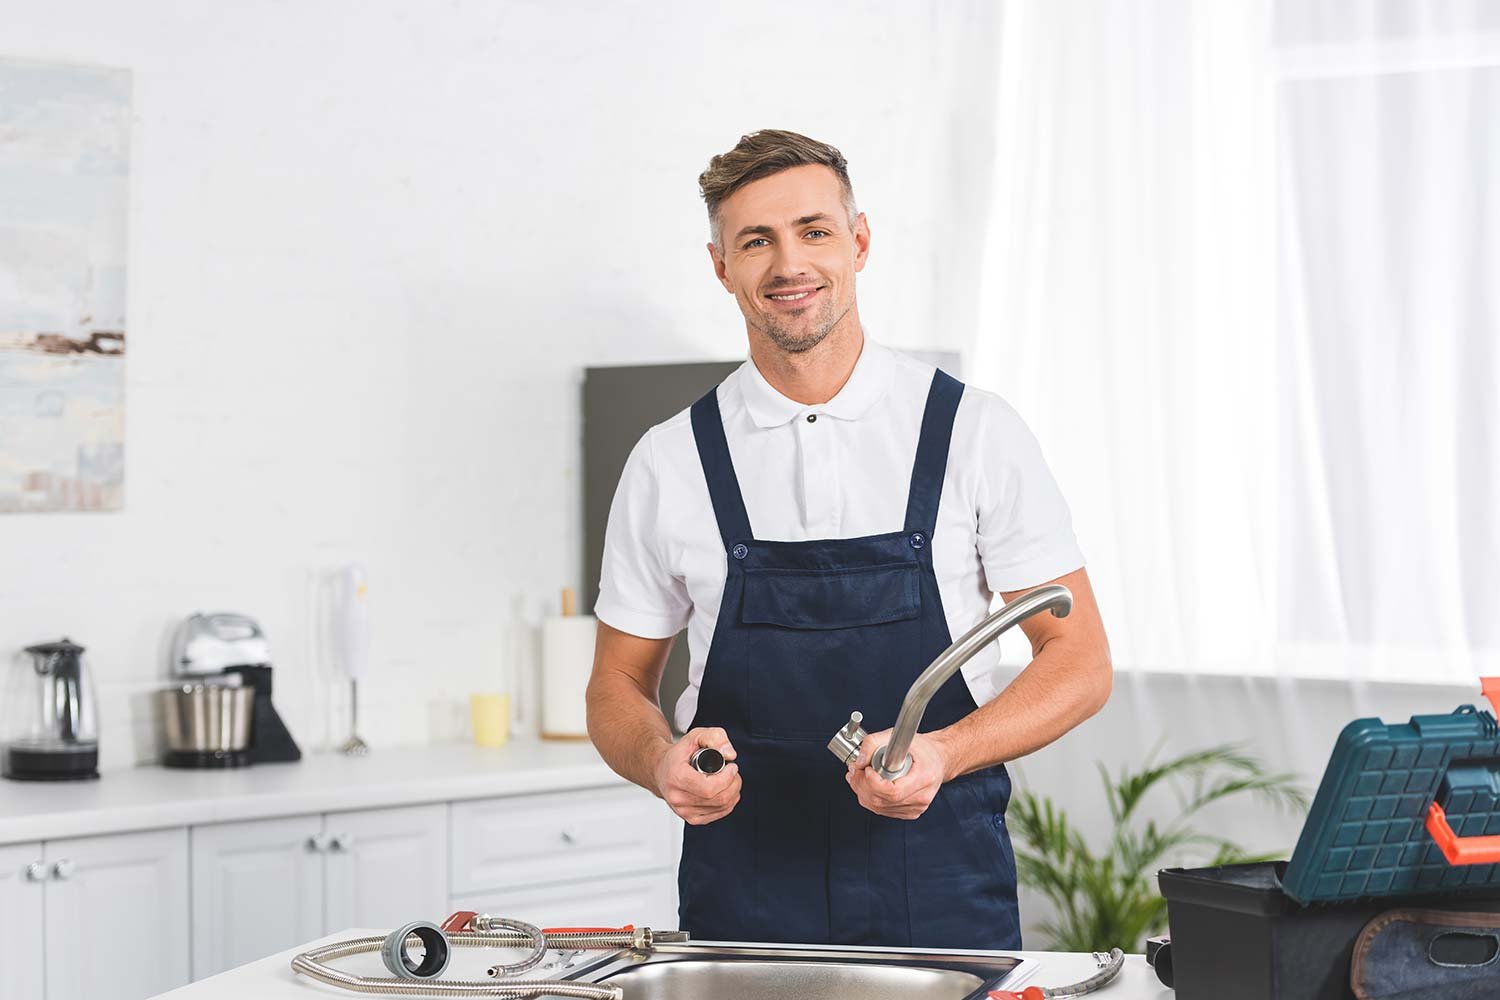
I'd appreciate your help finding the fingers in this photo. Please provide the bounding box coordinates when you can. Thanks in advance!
[846,767,933,820]
[845,734,940,820]
[847,728,889,772]
[687,726,737,761]
[679,768,743,825]
[660,729,742,825]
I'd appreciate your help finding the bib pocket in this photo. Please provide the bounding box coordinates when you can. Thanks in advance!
[738,562,922,740]
[740,562,921,630]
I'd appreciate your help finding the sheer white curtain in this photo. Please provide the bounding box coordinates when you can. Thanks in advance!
[972,0,1499,683]
[1274,2,1500,681]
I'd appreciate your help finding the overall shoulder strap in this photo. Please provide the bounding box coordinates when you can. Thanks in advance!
[904,369,964,534]
[690,385,754,548]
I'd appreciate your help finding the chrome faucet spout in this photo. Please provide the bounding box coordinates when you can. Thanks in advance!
[828,584,1073,781]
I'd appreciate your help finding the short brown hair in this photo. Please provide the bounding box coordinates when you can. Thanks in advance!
[698,129,858,249]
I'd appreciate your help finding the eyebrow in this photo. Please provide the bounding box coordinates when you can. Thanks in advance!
[733,213,840,242]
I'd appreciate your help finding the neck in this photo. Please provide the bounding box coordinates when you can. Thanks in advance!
[747,307,866,405]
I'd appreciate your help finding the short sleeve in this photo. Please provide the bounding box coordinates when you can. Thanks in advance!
[974,394,1086,593]
[594,431,693,639]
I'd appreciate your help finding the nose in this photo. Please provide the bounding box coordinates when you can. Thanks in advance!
[768,238,815,283]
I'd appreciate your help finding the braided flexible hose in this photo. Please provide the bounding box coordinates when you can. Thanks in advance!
[291,925,627,999]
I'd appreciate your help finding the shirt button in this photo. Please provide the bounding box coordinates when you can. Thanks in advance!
[806,413,817,423]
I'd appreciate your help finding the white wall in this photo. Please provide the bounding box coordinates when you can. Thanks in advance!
[0,0,1002,768]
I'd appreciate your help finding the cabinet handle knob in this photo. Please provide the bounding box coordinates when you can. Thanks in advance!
[329,833,353,853]
[560,828,578,846]
[51,859,75,881]
[308,834,331,853]
[24,861,46,883]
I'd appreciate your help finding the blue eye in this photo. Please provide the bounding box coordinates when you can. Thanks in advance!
[807,230,829,239]
[744,238,769,249]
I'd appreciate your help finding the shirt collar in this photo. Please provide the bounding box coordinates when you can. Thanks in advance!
[739,338,896,429]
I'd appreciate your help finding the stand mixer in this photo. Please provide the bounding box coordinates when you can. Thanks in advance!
[162,613,301,768]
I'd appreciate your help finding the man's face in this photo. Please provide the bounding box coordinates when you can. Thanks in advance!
[709,164,870,354]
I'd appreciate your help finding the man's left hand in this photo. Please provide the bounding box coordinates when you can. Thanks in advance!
[845,729,951,820]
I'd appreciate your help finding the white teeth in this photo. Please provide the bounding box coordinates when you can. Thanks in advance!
[769,291,812,301]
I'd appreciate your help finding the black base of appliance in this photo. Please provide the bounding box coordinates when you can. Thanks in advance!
[163,748,252,769]
[227,665,302,764]
[1159,861,1500,1000]
[2,745,100,781]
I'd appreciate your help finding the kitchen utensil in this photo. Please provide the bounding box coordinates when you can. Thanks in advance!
[164,612,300,767]
[332,564,371,756]
[1,638,100,781]
[158,683,254,765]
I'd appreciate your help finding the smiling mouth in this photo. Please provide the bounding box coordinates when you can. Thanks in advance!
[765,285,825,303]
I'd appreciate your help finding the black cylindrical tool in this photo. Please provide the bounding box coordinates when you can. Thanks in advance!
[690,747,725,774]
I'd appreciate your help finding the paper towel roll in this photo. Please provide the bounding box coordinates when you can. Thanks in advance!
[541,614,595,740]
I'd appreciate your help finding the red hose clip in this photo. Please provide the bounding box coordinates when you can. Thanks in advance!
[440,911,478,933]
[988,988,1046,1000]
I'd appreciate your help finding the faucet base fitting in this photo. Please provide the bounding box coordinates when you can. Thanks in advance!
[870,744,913,781]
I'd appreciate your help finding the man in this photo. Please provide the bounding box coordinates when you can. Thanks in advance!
[586,129,1111,949]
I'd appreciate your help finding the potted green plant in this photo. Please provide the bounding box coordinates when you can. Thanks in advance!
[1009,745,1310,952]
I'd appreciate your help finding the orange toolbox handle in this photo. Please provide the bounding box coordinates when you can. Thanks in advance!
[1426,802,1500,866]
[1424,677,1500,866]
[1483,677,1500,716]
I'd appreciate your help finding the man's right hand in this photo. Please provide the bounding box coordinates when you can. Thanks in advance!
[653,727,741,826]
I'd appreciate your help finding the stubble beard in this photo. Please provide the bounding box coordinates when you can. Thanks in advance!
[757,291,853,355]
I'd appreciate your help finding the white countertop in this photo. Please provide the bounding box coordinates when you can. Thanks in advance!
[151,929,1174,999]
[0,740,623,844]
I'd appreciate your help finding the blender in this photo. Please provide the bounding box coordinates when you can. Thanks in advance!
[1,638,101,781]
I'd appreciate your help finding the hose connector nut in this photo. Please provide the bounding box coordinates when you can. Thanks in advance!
[380,921,451,979]
[827,711,867,766]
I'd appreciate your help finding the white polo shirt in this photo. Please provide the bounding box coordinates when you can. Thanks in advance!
[595,338,1085,733]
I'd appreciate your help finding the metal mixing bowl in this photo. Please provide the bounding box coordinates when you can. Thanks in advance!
[158,683,254,753]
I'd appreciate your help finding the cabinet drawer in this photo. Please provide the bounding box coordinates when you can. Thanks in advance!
[451,785,672,894]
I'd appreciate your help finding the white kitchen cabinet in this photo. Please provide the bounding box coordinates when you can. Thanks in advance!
[0,842,45,1000]
[0,749,682,994]
[452,785,673,893]
[190,803,449,980]
[42,827,190,1000]
[190,814,325,981]
[323,803,447,931]
[450,785,679,930]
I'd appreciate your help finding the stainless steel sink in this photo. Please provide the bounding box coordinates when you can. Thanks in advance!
[560,942,1029,1000]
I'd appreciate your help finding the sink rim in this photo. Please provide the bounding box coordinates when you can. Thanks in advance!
[559,940,1036,1000]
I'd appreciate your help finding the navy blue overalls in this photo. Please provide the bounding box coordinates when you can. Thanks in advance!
[677,368,1022,949]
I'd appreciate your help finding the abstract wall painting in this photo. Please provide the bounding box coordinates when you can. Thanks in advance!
[0,57,130,512]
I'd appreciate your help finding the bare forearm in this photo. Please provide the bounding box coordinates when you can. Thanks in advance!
[932,636,1112,779]
[585,669,676,796]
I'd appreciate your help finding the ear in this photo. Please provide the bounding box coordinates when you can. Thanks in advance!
[707,241,733,293]
[852,213,871,273]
